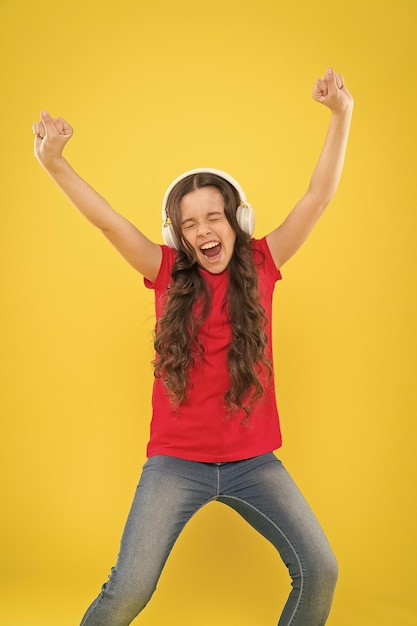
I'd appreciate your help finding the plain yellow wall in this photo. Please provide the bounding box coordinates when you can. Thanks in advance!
[1,0,416,624]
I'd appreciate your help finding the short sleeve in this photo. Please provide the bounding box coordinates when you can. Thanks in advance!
[144,245,176,291]
[253,237,282,283]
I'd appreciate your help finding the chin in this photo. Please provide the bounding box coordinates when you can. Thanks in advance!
[201,257,230,274]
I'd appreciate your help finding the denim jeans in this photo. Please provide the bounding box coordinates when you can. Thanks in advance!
[80,453,337,625]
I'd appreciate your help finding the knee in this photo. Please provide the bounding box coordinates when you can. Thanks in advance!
[100,569,157,620]
[291,545,338,595]
[309,546,338,597]
[320,548,338,589]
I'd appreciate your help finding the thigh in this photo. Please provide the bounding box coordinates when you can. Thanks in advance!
[218,456,338,625]
[110,455,217,594]
[219,454,335,573]
[80,456,218,625]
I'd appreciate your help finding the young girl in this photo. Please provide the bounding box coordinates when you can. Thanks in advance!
[33,68,353,626]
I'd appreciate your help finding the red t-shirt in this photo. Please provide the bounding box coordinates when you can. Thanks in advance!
[144,237,282,462]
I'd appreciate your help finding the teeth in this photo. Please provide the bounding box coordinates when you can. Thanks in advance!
[201,241,219,250]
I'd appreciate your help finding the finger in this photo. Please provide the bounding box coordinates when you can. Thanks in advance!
[33,130,43,156]
[326,68,338,95]
[32,120,45,138]
[312,77,327,100]
[336,73,345,89]
[56,116,73,137]
[40,110,58,137]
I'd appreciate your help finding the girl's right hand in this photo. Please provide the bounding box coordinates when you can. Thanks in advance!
[33,111,73,168]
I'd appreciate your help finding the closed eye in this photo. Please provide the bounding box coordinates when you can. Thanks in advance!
[181,212,224,230]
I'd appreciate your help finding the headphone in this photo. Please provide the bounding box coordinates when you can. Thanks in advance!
[161,167,255,249]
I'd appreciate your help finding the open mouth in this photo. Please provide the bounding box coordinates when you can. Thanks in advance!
[200,241,221,259]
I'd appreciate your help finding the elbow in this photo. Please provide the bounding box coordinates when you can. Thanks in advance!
[306,186,335,215]
[317,197,332,215]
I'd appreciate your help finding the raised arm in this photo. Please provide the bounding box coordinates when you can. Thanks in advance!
[266,68,354,268]
[33,111,162,282]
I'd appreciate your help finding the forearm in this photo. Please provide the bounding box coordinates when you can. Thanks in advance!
[307,105,353,208]
[33,111,163,279]
[41,155,119,232]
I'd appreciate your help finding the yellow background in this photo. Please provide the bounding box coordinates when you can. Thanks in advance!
[1,0,416,624]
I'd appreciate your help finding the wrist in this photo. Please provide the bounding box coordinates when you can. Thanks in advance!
[331,100,354,118]
[40,153,68,174]
[328,105,353,134]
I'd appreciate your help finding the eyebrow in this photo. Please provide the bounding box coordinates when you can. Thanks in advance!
[181,211,223,225]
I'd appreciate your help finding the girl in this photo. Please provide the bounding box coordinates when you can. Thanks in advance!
[33,68,353,626]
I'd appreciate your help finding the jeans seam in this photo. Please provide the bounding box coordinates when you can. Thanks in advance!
[219,494,304,625]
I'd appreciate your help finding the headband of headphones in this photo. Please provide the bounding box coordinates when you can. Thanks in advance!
[161,167,255,249]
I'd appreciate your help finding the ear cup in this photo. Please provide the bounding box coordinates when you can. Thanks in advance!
[162,220,178,249]
[236,202,255,236]
[161,168,255,248]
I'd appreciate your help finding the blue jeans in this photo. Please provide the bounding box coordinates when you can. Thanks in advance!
[80,453,337,625]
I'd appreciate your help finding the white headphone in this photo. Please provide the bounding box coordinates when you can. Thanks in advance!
[161,167,255,249]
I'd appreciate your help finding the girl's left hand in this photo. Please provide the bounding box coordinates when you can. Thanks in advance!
[312,68,353,113]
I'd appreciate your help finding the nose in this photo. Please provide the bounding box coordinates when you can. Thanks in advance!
[197,221,212,237]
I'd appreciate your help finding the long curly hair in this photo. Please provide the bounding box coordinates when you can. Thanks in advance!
[153,172,272,418]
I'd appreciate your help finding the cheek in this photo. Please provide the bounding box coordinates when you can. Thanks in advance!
[180,228,191,241]
[181,229,198,250]
[225,228,237,248]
